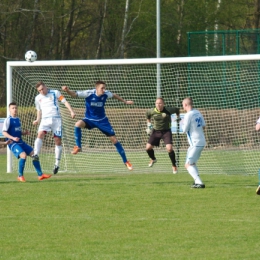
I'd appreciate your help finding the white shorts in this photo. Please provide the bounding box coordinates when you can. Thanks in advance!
[38,117,62,138]
[185,146,204,165]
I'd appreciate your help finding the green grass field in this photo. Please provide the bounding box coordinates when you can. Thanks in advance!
[0,154,260,260]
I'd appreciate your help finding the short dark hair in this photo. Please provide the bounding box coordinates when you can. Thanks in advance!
[9,102,17,107]
[35,81,45,89]
[95,80,106,87]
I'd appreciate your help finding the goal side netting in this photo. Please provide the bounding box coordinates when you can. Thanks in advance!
[6,55,260,175]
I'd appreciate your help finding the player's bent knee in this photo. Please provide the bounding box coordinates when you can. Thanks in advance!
[75,120,85,128]
[109,136,117,144]
[19,152,27,159]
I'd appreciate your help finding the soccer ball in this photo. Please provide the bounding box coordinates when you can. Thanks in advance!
[25,50,37,62]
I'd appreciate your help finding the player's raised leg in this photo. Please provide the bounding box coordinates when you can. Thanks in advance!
[110,135,133,171]
[71,120,84,154]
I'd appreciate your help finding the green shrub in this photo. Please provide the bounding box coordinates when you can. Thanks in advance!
[0,107,6,117]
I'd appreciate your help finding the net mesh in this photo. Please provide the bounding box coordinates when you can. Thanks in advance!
[8,58,260,175]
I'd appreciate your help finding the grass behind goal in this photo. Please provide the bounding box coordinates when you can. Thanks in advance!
[0,154,259,260]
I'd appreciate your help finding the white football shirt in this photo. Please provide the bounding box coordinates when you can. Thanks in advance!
[181,109,206,147]
[35,89,66,119]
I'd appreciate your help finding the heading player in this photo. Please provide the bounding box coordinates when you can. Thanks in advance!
[61,80,134,171]
[33,81,76,174]
[181,97,206,188]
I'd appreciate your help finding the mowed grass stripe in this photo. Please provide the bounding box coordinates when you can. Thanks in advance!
[0,156,259,259]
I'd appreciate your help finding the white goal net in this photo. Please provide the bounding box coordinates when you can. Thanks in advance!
[6,55,260,175]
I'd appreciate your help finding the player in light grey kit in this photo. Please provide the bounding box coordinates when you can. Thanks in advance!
[181,97,206,188]
[255,118,260,195]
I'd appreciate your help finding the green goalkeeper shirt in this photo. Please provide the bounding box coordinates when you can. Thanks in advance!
[146,107,180,130]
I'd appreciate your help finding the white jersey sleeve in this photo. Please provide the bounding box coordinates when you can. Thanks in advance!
[256,117,260,124]
[2,117,10,132]
[182,109,206,147]
[76,89,113,99]
[76,89,95,98]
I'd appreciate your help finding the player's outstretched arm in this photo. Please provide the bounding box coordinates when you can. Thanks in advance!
[112,93,134,105]
[64,101,76,119]
[61,86,78,98]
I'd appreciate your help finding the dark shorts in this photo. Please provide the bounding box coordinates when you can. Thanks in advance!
[82,117,115,137]
[148,129,173,147]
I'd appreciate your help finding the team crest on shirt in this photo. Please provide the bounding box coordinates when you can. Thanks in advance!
[162,113,166,118]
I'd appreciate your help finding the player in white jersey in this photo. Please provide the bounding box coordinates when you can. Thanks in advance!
[255,118,260,195]
[61,80,134,171]
[33,81,76,174]
[181,97,206,188]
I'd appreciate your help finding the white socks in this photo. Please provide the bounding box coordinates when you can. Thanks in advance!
[187,165,203,184]
[55,145,62,166]
[34,138,43,155]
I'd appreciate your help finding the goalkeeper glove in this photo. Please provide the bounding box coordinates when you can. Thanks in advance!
[146,122,153,135]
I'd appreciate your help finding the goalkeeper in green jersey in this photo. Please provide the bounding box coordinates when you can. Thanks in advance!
[145,97,180,173]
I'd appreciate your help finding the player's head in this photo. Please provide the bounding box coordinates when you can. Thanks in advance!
[9,102,18,117]
[155,97,165,112]
[35,81,48,95]
[182,97,193,112]
[95,80,106,96]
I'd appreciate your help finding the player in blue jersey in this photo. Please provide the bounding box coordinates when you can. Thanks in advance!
[181,97,206,188]
[61,81,134,171]
[2,102,51,182]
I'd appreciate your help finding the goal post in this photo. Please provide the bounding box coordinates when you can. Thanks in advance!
[6,55,260,175]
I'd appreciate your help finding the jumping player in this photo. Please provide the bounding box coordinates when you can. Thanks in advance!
[33,81,76,174]
[61,80,133,171]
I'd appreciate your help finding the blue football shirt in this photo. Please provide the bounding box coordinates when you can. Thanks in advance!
[2,116,24,144]
[76,89,113,121]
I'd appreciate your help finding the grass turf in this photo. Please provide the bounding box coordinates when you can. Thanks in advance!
[0,154,259,259]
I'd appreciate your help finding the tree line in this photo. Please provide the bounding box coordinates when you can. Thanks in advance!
[1,0,260,105]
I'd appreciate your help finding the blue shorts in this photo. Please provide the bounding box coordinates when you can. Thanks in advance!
[9,142,33,159]
[82,117,115,136]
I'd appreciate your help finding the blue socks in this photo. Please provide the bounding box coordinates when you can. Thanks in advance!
[74,127,82,148]
[18,158,26,176]
[114,142,127,163]
[32,160,43,176]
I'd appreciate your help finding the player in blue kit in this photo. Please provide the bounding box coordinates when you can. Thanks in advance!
[2,102,51,182]
[62,81,134,171]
